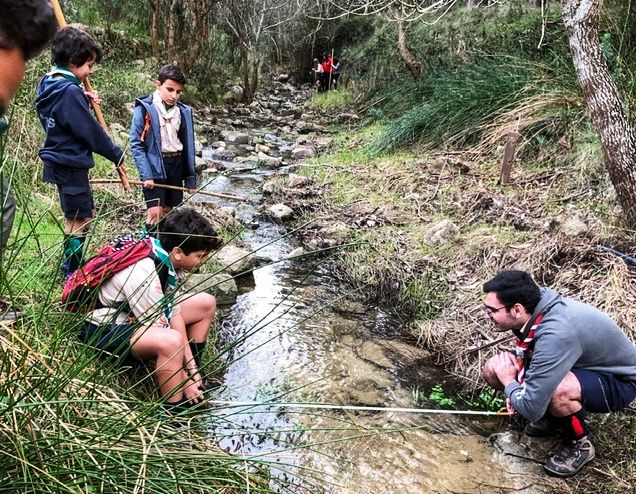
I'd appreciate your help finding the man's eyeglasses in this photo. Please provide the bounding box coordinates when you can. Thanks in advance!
[483,304,508,316]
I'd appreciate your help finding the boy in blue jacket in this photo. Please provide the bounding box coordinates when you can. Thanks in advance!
[36,26,125,277]
[129,64,196,232]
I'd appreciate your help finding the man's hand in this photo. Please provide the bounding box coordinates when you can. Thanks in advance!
[143,179,155,189]
[490,352,518,387]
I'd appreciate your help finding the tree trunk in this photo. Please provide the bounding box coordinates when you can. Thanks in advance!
[239,44,252,102]
[562,0,636,226]
[396,17,422,80]
[148,0,160,57]
[166,0,181,63]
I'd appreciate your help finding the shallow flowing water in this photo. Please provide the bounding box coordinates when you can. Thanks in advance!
[199,137,545,493]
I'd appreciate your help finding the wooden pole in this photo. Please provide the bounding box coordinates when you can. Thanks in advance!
[90,179,248,202]
[499,131,519,185]
[328,48,334,90]
[48,0,130,191]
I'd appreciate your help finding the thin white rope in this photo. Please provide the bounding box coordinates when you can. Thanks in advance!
[210,400,510,416]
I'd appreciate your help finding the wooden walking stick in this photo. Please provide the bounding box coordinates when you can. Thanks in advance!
[328,48,334,90]
[90,179,248,202]
[49,0,130,191]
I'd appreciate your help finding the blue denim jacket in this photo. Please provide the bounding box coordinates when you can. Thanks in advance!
[129,95,196,189]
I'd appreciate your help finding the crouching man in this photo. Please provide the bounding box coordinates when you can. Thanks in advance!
[481,270,636,477]
[79,208,222,414]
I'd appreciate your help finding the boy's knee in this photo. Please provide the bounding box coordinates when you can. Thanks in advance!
[157,330,186,357]
[192,292,216,314]
[203,293,216,314]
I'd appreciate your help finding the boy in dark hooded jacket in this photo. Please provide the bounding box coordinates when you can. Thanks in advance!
[36,26,124,277]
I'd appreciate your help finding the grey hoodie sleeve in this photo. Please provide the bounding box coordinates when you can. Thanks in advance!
[504,323,583,421]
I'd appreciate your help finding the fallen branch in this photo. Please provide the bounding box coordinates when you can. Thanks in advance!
[90,179,248,202]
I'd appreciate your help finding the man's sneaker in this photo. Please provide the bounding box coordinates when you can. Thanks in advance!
[544,436,595,477]
[523,417,560,437]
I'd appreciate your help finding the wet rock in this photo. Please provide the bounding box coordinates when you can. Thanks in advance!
[487,431,562,491]
[220,130,249,145]
[337,112,360,123]
[256,152,283,167]
[287,174,311,188]
[223,85,244,105]
[378,339,430,361]
[179,272,238,306]
[110,123,128,148]
[261,181,277,194]
[220,206,236,218]
[296,121,318,134]
[357,341,393,369]
[559,210,588,236]
[268,203,294,221]
[215,245,260,276]
[291,145,316,160]
[213,148,236,160]
[425,219,460,245]
[288,247,305,258]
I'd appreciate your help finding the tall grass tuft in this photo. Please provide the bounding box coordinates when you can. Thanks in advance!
[369,59,581,155]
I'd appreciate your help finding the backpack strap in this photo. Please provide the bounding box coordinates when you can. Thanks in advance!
[140,111,151,143]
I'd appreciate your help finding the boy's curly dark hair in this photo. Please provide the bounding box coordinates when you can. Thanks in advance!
[51,25,103,67]
[0,0,57,60]
[158,64,187,85]
[158,208,222,255]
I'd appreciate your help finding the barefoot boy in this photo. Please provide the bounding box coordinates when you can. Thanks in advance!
[79,208,222,412]
[36,26,125,277]
[130,64,197,232]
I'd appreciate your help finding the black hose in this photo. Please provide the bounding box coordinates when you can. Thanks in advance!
[597,245,636,266]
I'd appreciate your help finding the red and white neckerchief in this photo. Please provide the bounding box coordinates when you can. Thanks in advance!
[514,313,544,383]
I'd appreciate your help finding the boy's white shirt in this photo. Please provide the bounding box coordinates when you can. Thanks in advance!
[89,257,180,327]
[152,89,183,153]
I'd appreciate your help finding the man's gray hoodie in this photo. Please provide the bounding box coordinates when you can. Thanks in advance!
[504,288,636,421]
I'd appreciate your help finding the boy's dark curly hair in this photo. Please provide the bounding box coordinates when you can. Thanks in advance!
[0,0,57,60]
[158,64,187,85]
[51,25,103,67]
[158,208,222,255]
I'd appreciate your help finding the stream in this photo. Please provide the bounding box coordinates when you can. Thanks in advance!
[194,93,550,493]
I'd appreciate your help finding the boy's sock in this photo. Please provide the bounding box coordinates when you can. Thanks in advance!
[189,341,206,368]
[189,341,220,391]
[62,234,86,276]
[553,408,589,440]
